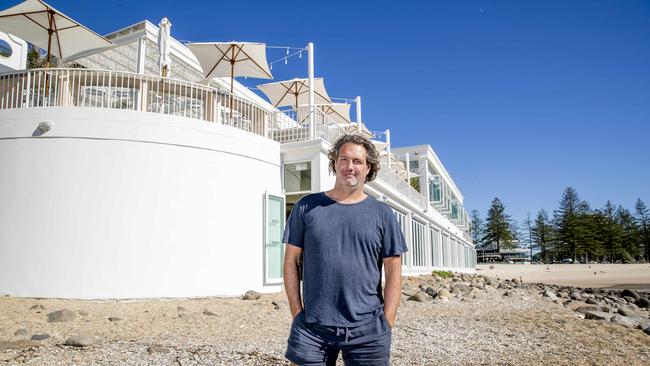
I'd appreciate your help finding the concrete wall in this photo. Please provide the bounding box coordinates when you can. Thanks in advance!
[0,107,282,298]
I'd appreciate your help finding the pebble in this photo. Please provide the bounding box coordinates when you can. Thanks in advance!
[47,309,76,322]
[64,335,95,347]
[30,334,50,341]
[242,290,261,300]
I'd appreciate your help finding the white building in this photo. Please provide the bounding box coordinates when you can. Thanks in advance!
[0,19,476,299]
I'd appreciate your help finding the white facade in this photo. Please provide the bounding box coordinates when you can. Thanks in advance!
[0,107,282,298]
[0,31,27,72]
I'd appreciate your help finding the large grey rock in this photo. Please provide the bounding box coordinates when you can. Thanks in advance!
[584,311,611,321]
[610,314,640,329]
[585,298,601,305]
[618,308,641,318]
[543,289,558,300]
[453,283,470,292]
[575,305,610,314]
[451,287,463,298]
[242,290,261,300]
[437,289,452,299]
[635,297,650,309]
[30,334,50,341]
[621,289,641,300]
[407,292,430,302]
[64,335,95,347]
[569,292,582,301]
[424,287,438,299]
[47,309,76,323]
[0,340,41,351]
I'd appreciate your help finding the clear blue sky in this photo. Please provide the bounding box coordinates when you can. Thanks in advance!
[5,0,649,224]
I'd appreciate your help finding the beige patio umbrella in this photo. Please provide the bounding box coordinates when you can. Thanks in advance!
[296,103,351,125]
[258,78,332,110]
[157,17,172,77]
[0,0,114,67]
[187,42,273,93]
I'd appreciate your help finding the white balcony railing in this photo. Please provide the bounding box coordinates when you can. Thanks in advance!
[269,107,348,145]
[377,165,428,210]
[0,68,270,137]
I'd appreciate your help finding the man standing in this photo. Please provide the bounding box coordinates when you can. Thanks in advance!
[283,134,407,365]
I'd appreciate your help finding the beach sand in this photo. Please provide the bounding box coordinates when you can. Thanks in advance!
[1,265,650,365]
[477,263,650,289]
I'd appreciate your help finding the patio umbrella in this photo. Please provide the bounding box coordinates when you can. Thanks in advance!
[296,103,351,125]
[187,41,272,93]
[0,0,114,67]
[157,17,171,77]
[257,78,331,109]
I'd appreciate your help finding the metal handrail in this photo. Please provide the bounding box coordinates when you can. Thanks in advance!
[0,68,270,137]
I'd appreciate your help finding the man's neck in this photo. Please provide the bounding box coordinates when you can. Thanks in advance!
[326,183,367,204]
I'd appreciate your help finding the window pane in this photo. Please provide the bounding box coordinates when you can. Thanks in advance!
[284,162,311,193]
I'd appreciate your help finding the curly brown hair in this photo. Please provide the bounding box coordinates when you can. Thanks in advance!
[328,134,381,182]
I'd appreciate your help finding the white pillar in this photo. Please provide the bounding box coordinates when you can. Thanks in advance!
[136,36,146,74]
[307,42,315,139]
[405,152,410,182]
[355,96,362,133]
[386,129,391,170]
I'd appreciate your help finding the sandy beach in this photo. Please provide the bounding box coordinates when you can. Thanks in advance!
[1,264,650,365]
[477,263,650,289]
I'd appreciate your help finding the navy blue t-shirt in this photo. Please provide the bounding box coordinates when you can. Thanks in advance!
[282,192,407,327]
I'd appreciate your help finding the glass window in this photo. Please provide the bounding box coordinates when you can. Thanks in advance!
[265,194,285,284]
[429,176,441,202]
[393,210,407,265]
[0,40,12,58]
[411,220,426,267]
[284,162,311,194]
[430,227,441,267]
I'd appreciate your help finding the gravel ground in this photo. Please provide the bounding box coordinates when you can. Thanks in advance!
[1,275,650,365]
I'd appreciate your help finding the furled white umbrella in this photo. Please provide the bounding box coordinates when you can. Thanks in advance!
[258,78,331,109]
[187,41,272,93]
[0,0,114,67]
[157,17,171,77]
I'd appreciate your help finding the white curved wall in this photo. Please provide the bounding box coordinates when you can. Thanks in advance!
[0,107,282,299]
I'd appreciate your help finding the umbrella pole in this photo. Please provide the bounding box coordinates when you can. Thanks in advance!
[45,11,54,100]
[230,47,235,124]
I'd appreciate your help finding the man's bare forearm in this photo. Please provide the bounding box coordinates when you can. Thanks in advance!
[383,256,402,327]
[284,245,303,317]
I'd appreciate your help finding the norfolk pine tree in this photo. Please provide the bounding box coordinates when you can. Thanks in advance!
[482,198,513,252]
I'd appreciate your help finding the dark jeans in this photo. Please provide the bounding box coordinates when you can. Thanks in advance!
[285,311,392,366]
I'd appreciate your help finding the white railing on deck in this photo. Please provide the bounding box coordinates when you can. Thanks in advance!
[377,165,428,210]
[269,107,347,145]
[0,68,270,137]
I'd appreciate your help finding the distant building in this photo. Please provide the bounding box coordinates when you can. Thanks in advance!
[477,241,531,263]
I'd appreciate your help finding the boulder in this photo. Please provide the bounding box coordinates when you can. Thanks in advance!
[64,335,95,347]
[453,283,470,292]
[575,305,610,314]
[618,308,641,318]
[543,289,558,301]
[408,292,430,302]
[242,290,261,300]
[424,287,438,299]
[47,309,76,323]
[621,289,641,300]
[451,287,463,298]
[635,297,650,309]
[584,311,611,321]
[610,314,640,329]
[30,334,50,341]
[585,298,601,305]
[437,289,452,299]
[569,292,582,301]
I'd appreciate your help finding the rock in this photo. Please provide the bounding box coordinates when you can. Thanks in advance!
[30,304,45,310]
[408,292,430,302]
[30,334,50,341]
[14,328,28,336]
[147,345,171,354]
[77,310,89,316]
[618,308,641,318]
[242,290,261,300]
[47,309,76,322]
[585,298,600,305]
[621,289,641,300]
[584,311,611,321]
[543,289,558,300]
[202,309,217,316]
[65,335,95,347]
[453,283,470,292]
[424,287,438,299]
[177,306,187,312]
[623,296,637,303]
[503,290,513,297]
[0,340,41,351]
[635,297,650,309]
[272,301,281,310]
[569,292,582,301]
[644,327,650,336]
[610,314,640,329]
[575,305,610,314]
[451,287,463,298]
[437,289,452,299]
[107,317,122,322]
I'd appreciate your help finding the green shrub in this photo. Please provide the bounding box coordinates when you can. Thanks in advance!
[431,270,453,279]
